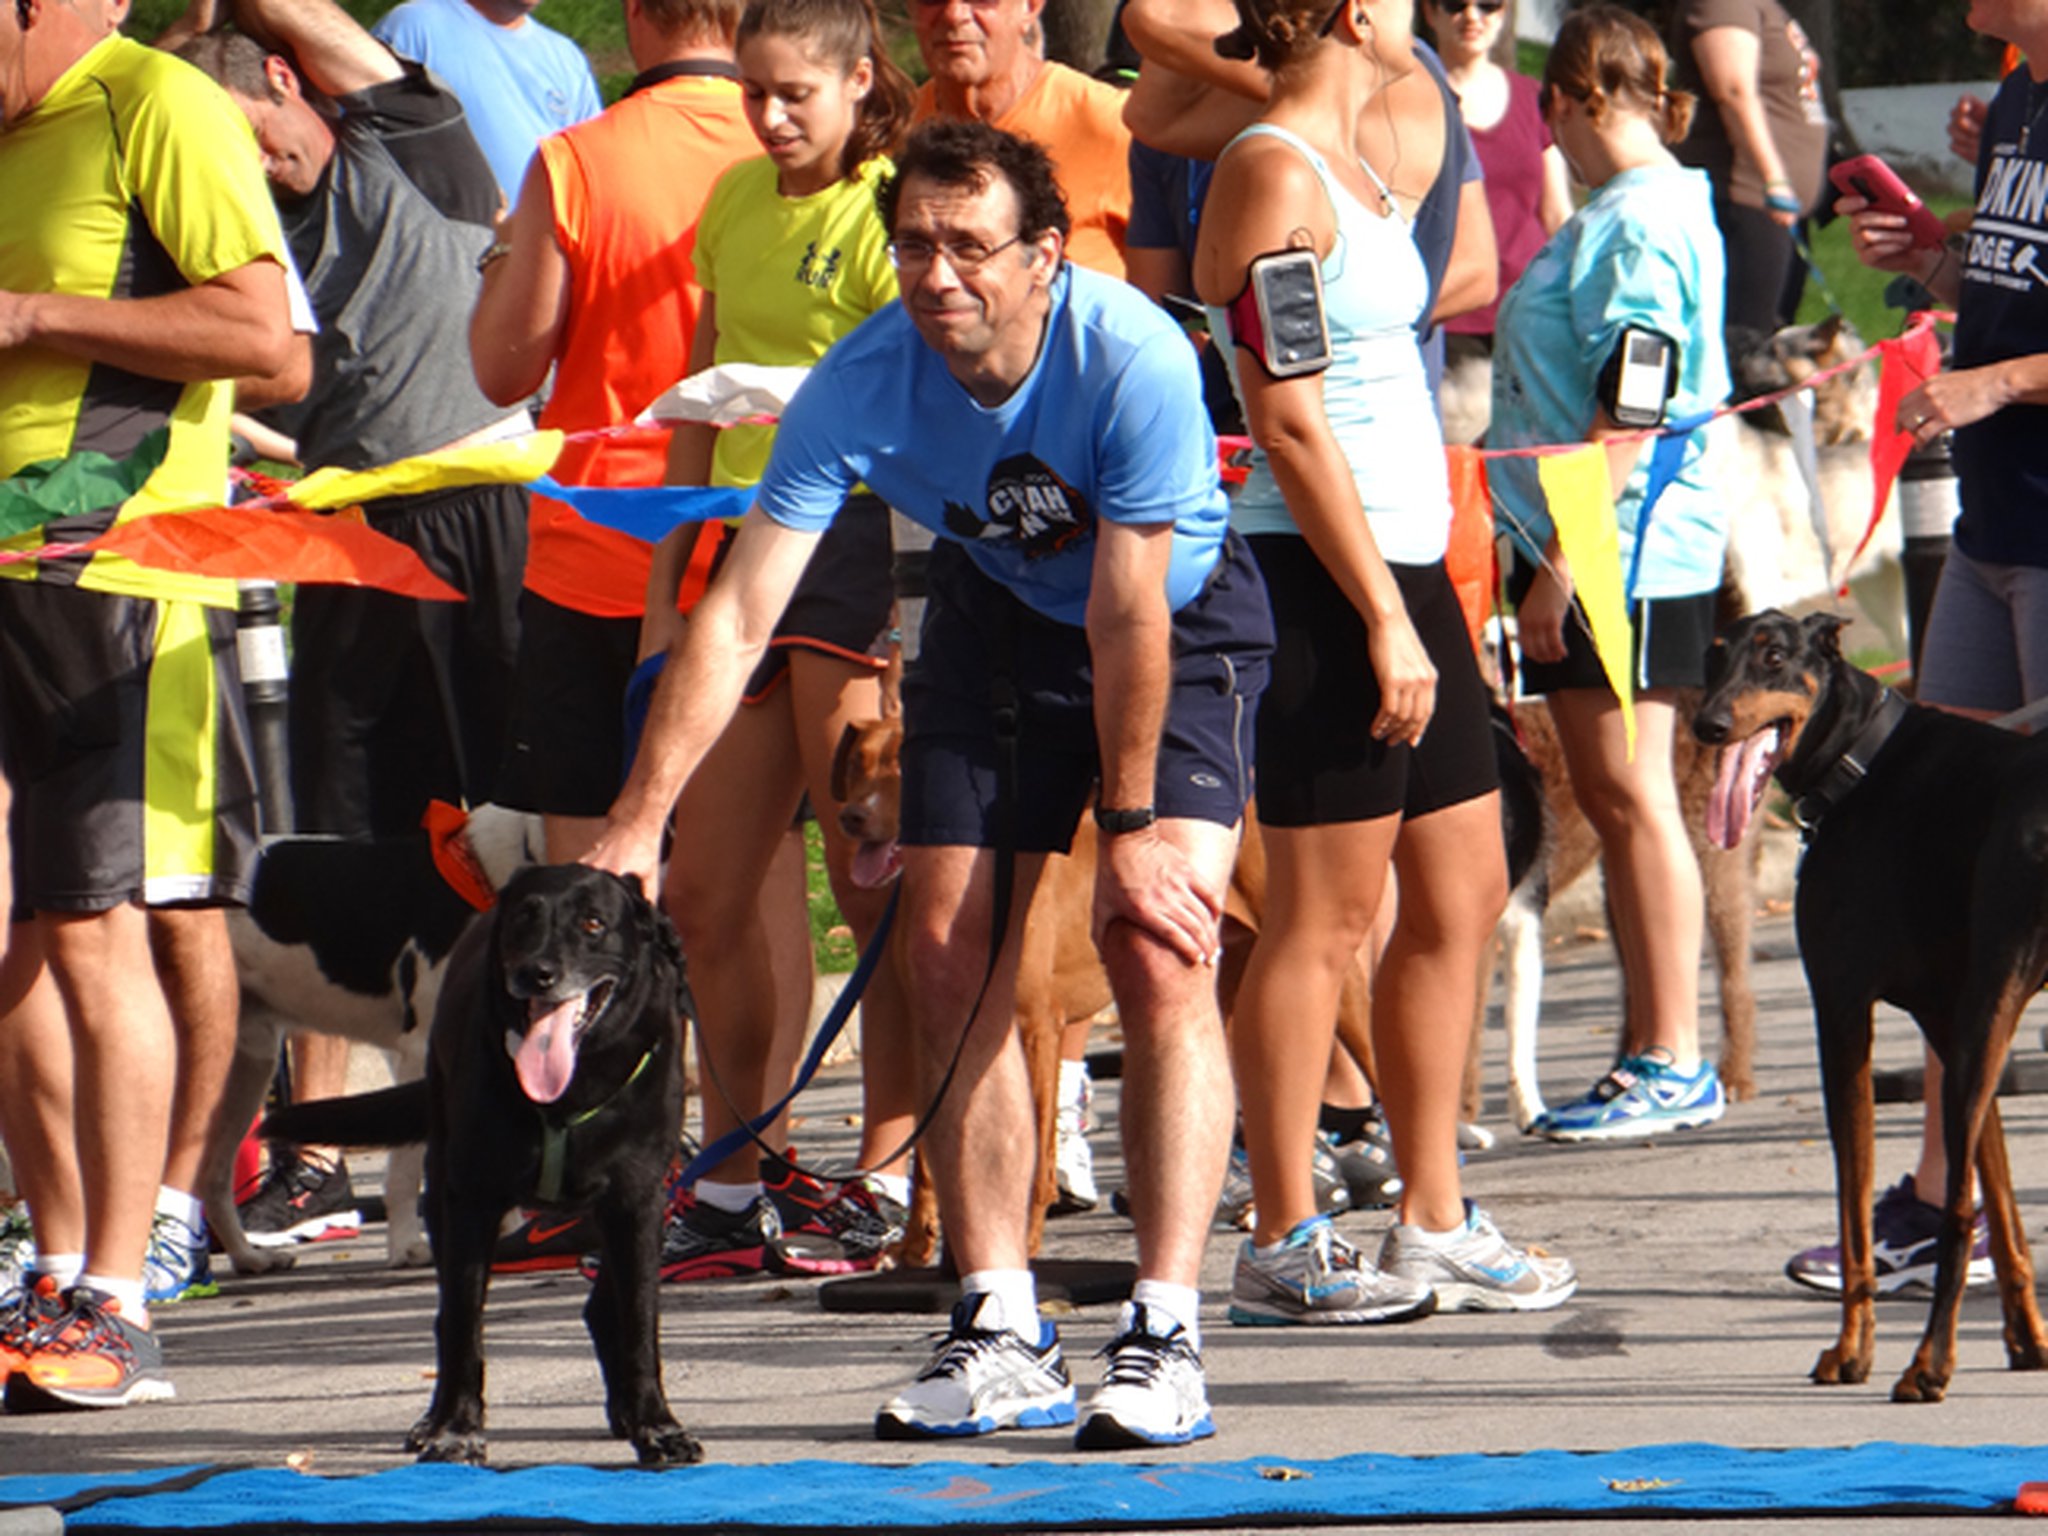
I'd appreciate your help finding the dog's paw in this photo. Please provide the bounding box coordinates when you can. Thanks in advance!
[630,1421,706,1468]
[227,1245,295,1277]
[2006,1335,2048,1372]
[393,1238,433,1268]
[1890,1368,1947,1404]
[1811,1345,1869,1386]
[407,1425,488,1464]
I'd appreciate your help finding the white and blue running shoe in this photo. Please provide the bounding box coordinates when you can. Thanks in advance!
[1536,1052,1726,1143]
[1379,1201,1577,1312]
[875,1293,1076,1439]
[1075,1302,1215,1450]
[1229,1213,1436,1326]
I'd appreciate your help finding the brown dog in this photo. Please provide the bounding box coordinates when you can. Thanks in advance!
[829,711,1088,1264]
[829,713,1364,1265]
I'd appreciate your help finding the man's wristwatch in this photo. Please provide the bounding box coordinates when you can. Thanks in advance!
[1093,804,1157,835]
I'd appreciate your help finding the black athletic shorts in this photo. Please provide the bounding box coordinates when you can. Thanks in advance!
[1249,538,1498,827]
[497,591,642,820]
[899,532,1273,854]
[737,492,894,703]
[1506,554,1718,695]
[0,583,257,912]
[290,482,527,837]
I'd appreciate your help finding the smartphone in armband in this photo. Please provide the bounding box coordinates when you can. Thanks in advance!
[1828,154,1950,251]
[1233,248,1332,379]
[1598,328,1679,430]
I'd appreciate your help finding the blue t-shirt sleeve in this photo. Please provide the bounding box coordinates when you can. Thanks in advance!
[754,363,866,531]
[1570,216,1692,368]
[1093,332,1216,526]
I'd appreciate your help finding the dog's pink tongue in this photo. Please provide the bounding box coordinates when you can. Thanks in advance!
[1707,727,1780,851]
[850,839,902,891]
[511,999,580,1104]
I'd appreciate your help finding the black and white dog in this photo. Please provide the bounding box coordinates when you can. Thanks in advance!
[210,806,540,1273]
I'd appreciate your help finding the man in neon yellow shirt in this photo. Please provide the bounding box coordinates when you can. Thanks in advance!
[0,0,292,1409]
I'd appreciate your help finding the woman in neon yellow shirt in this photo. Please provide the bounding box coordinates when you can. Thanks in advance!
[649,0,914,1280]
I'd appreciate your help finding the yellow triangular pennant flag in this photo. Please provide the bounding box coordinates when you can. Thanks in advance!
[288,430,566,510]
[1536,444,1635,757]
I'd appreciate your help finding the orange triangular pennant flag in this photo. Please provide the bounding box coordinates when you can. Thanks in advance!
[1443,446,1496,657]
[81,506,464,601]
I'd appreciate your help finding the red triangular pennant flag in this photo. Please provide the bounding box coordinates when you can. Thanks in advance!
[1863,322,1944,572]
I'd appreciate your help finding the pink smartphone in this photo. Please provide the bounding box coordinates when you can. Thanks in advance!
[1828,154,1950,250]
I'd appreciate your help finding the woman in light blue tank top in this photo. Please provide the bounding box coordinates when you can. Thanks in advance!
[1188,0,1575,1325]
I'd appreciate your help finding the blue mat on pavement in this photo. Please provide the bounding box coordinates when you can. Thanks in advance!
[5,1442,2045,1531]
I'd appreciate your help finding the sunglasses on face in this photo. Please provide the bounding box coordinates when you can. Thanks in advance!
[1436,0,1505,14]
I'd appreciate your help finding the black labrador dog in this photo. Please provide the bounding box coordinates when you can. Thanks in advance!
[1694,609,2048,1404]
[266,863,699,1465]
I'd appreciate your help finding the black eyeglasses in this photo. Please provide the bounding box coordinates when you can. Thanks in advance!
[1436,0,1505,13]
[886,232,1026,274]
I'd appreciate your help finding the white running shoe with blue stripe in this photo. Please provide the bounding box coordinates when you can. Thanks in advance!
[1075,1302,1215,1450]
[1228,1213,1436,1326]
[875,1293,1076,1439]
[1379,1201,1577,1312]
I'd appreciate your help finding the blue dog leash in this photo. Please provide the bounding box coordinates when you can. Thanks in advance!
[638,636,1024,1192]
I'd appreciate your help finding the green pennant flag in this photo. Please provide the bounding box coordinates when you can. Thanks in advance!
[0,428,171,542]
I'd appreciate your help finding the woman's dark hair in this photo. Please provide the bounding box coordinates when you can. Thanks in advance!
[877,119,1072,246]
[1543,3,1695,144]
[1213,0,1344,75]
[736,0,913,181]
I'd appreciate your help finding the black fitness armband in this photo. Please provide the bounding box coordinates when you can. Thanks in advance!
[1225,248,1332,380]
[1596,327,1680,429]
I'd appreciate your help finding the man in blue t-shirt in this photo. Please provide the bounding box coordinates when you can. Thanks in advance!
[371,0,600,203]
[589,120,1271,1453]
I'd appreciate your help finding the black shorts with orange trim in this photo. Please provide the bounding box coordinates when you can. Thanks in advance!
[740,492,895,703]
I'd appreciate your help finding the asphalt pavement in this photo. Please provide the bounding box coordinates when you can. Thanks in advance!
[8,838,2048,1533]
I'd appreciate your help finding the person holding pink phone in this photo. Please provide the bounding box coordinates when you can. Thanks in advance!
[1787,0,2048,1300]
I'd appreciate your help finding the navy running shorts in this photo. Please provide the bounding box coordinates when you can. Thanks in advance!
[899,532,1273,854]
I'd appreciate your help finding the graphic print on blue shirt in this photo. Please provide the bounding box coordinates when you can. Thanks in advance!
[943,454,1095,558]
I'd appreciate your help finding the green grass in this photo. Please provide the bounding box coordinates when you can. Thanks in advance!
[1794,197,1972,345]
[806,822,860,975]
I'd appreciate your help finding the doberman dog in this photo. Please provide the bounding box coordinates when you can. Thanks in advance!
[1694,609,2048,1402]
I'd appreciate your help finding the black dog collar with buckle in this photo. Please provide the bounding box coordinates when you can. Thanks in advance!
[1792,688,1910,837]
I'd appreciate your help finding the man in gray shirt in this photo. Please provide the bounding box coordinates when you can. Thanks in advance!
[173,0,531,1238]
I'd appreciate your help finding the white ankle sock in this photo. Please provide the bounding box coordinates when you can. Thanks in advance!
[78,1272,147,1323]
[39,1252,85,1291]
[960,1268,1038,1337]
[155,1185,203,1228]
[695,1179,761,1214]
[1131,1279,1201,1350]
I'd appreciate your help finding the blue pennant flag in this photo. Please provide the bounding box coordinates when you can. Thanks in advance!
[529,476,753,543]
